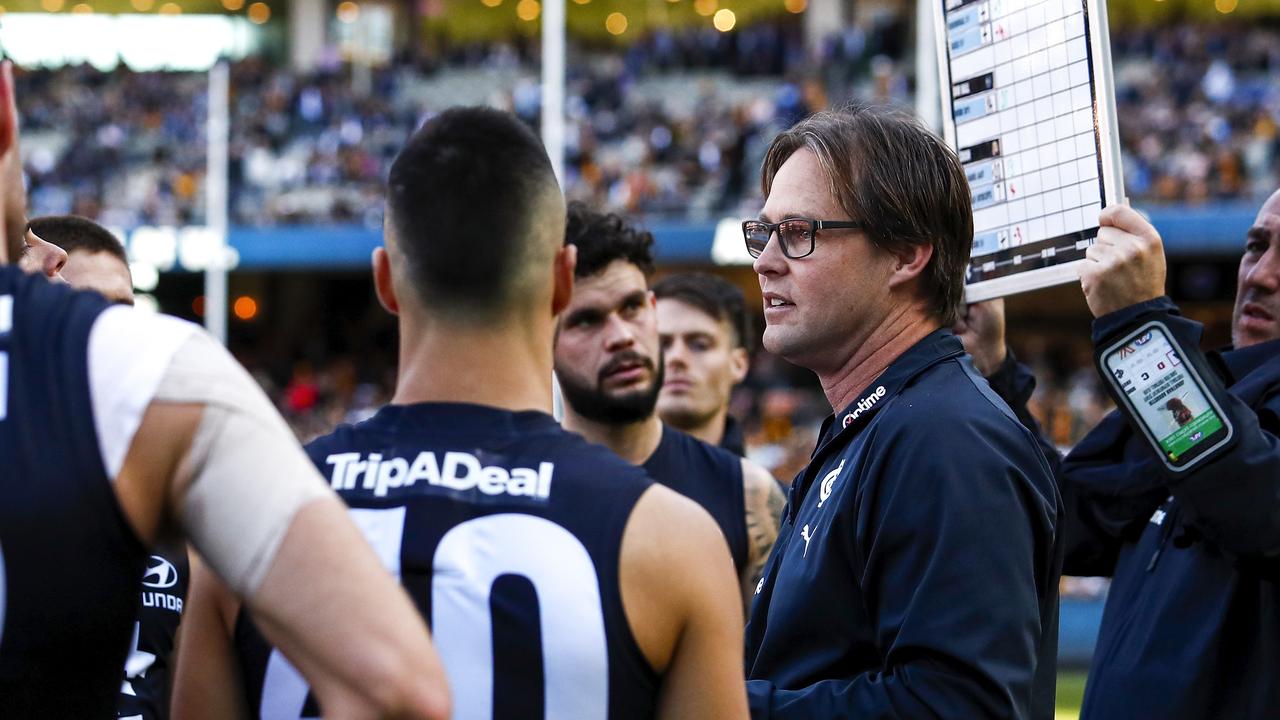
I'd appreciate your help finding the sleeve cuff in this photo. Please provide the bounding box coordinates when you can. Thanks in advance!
[1090,296,1180,344]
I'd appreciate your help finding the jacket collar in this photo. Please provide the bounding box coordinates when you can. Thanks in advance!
[1218,337,1280,385]
[790,328,965,518]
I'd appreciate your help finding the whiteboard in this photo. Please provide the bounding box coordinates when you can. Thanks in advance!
[933,0,1125,302]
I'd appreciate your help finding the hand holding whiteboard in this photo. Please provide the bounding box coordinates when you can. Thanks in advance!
[933,0,1125,301]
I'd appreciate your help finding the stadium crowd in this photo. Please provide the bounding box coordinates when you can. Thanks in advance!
[19,22,1279,228]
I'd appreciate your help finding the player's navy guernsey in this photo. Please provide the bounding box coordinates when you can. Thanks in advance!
[642,424,748,574]
[118,545,189,720]
[233,402,660,720]
[0,266,148,717]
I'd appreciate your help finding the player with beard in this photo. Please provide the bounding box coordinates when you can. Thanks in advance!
[555,204,784,609]
[29,213,188,720]
[0,62,449,718]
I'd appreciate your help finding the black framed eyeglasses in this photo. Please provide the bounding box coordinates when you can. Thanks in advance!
[742,218,866,259]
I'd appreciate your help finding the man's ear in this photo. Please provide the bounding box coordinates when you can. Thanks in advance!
[372,247,400,316]
[887,242,933,291]
[552,244,577,317]
[729,346,749,384]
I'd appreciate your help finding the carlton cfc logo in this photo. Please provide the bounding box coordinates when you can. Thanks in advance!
[142,556,178,589]
[817,459,845,508]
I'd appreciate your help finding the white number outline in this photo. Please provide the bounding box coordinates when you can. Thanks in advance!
[260,509,610,720]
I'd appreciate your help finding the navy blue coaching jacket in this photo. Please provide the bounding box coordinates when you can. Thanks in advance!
[989,297,1280,719]
[745,328,1062,719]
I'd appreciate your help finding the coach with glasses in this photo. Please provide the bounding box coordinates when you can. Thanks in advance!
[740,105,1063,720]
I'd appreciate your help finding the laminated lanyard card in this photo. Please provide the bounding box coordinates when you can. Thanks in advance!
[934,0,1125,302]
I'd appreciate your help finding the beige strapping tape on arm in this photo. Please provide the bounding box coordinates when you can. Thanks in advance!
[156,331,334,598]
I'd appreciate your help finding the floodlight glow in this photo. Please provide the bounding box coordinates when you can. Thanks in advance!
[248,1,269,22]
[713,8,735,31]
[516,0,539,21]
[605,11,627,34]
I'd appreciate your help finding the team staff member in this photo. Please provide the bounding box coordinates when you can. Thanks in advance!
[174,107,749,720]
[0,62,450,718]
[32,213,188,720]
[555,205,785,609]
[742,105,1062,719]
[654,272,753,456]
[958,193,1280,719]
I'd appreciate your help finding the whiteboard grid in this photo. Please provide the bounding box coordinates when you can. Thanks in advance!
[934,0,1124,300]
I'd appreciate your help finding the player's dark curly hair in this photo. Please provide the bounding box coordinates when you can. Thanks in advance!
[564,202,655,279]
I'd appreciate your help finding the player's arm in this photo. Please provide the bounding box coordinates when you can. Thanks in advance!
[108,326,449,720]
[740,459,785,610]
[170,553,249,720]
[620,485,749,720]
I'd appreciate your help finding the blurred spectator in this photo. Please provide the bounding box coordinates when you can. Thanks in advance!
[17,18,908,227]
[18,22,1280,227]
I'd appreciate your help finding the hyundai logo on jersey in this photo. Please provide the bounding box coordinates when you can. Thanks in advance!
[141,556,178,589]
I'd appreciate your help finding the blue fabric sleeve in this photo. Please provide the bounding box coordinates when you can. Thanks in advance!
[747,407,1058,720]
[984,350,1153,577]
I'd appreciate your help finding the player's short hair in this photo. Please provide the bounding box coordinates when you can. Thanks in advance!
[761,104,973,326]
[27,215,128,265]
[652,272,753,352]
[386,106,562,318]
[564,202,655,279]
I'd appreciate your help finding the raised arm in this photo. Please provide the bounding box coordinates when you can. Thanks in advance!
[1077,206,1280,561]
